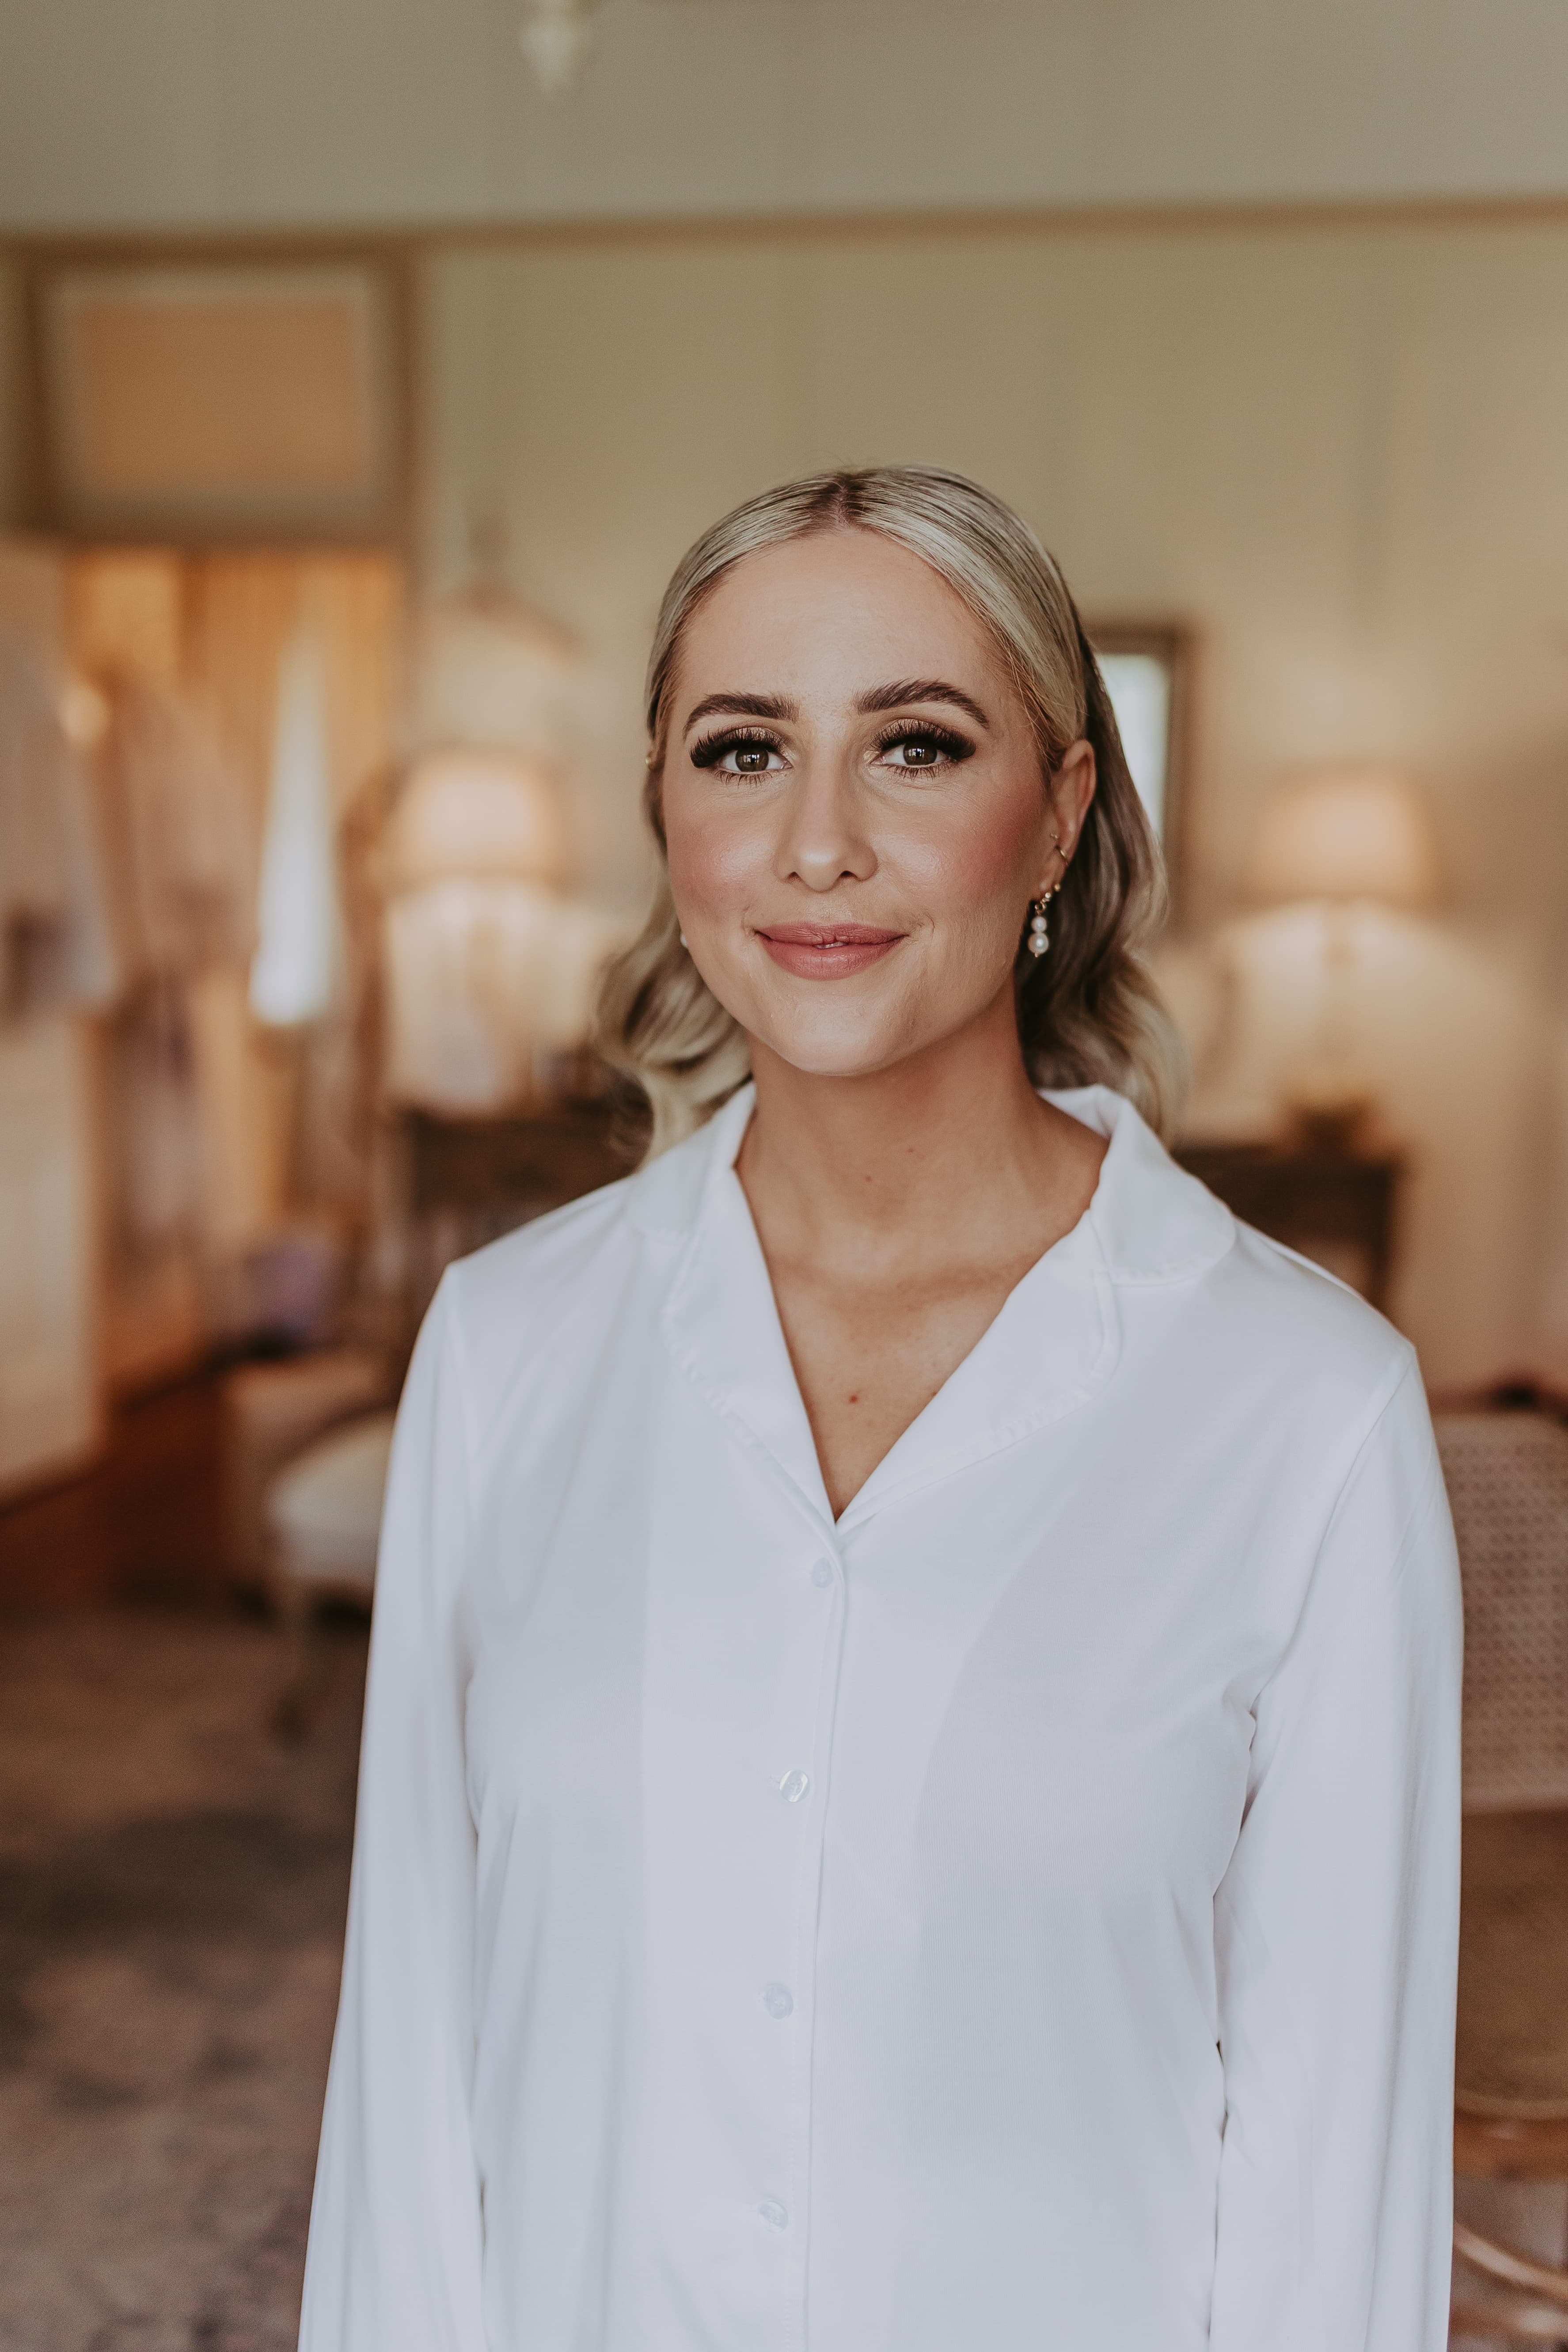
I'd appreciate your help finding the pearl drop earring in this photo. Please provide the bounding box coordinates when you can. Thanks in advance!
[1027,839,1071,958]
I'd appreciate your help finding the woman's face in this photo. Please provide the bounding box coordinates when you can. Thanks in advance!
[659,527,1096,1083]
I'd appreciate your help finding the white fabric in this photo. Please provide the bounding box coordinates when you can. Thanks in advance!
[99,673,255,980]
[268,1410,396,1588]
[0,630,118,1009]
[301,1083,1462,2352]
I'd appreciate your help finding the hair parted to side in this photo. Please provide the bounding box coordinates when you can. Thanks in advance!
[596,465,1184,1159]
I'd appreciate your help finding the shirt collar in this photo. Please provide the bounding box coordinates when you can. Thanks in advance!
[1040,1085,1234,1286]
[628,1080,1233,1287]
[636,1080,1232,1535]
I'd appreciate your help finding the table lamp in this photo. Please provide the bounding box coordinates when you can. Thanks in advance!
[382,748,577,1115]
[1247,767,1441,1143]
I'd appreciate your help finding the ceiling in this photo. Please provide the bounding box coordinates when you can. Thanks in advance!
[0,0,1564,235]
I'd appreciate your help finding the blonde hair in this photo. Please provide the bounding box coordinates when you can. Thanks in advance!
[596,466,1183,1157]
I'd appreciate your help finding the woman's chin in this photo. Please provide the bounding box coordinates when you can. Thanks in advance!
[745,1012,928,1083]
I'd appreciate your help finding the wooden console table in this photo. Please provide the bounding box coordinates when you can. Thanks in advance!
[403,1103,626,1225]
[398,1102,629,1325]
[1175,1137,1403,1311]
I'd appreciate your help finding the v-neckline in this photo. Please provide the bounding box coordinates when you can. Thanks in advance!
[660,1098,1122,1539]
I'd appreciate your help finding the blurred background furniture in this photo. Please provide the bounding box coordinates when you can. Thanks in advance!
[1175,1135,1402,1310]
[1438,1409,1568,2343]
[222,1345,392,1594]
[265,1407,396,1734]
[1245,766,1441,1135]
[400,1096,626,1323]
[1442,1414,1568,1813]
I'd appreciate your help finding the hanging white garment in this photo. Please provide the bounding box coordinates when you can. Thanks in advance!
[301,1083,1462,2352]
[98,671,256,980]
[250,629,338,1027]
[0,629,118,1009]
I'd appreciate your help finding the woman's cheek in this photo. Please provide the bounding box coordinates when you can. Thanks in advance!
[665,806,765,922]
[892,808,1036,924]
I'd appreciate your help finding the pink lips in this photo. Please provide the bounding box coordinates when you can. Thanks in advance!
[755,922,904,980]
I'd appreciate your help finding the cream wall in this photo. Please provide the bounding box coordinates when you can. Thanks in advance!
[3,0,1568,231]
[421,210,1568,1391]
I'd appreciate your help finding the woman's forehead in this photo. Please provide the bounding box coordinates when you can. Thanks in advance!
[671,530,1013,709]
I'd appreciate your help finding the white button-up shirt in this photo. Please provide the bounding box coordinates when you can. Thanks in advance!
[300,1084,1461,2352]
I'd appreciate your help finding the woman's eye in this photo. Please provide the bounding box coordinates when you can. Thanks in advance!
[881,731,962,770]
[690,732,786,774]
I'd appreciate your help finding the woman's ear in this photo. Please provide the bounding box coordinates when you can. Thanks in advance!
[1047,738,1097,865]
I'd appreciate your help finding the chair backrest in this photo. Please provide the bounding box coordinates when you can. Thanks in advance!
[1435,1411,1568,1811]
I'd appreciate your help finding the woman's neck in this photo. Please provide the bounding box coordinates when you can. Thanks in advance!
[737,983,1106,1281]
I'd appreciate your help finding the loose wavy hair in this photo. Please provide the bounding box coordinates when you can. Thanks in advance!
[596,466,1182,1157]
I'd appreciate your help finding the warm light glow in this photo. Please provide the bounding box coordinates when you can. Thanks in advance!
[382,880,623,1113]
[1248,769,1441,912]
[385,749,568,893]
[58,677,110,749]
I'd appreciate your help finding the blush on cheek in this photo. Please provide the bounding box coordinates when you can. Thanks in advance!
[897,799,1041,920]
[665,809,763,925]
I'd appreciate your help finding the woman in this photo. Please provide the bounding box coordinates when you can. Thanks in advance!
[301,468,1461,2352]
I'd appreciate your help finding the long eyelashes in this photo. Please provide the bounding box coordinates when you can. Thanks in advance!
[689,725,780,770]
[873,720,975,766]
[687,720,977,771]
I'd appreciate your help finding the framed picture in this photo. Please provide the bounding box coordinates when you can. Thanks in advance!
[1088,620,1193,920]
[25,249,410,543]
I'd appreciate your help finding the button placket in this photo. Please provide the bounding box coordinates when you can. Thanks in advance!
[750,1524,851,2337]
[769,1535,852,2339]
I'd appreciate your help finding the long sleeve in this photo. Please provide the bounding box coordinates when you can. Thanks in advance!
[1209,1355,1463,2350]
[299,1274,488,2352]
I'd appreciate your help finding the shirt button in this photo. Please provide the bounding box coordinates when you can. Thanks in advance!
[778,1769,811,1803]
[763,1982,794,2019]
[758,2199,789,2230]
[810,1558,835,1587]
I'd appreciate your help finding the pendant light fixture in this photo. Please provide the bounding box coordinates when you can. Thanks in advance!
[520,0,596,95]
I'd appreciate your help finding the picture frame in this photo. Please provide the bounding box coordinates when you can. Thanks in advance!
[1087,620,1193,923]
[22,246,411,545]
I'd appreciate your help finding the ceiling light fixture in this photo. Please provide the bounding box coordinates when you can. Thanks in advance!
[520,0,596,95]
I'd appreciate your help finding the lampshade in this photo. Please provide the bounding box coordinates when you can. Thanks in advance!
[385,749,567,893]
[409,590,580,765]
[1247,769,1441,912]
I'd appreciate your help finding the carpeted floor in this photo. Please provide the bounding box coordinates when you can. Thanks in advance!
[0,1609,365,2352]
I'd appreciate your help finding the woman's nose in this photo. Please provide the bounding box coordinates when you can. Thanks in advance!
[773,758,877,892]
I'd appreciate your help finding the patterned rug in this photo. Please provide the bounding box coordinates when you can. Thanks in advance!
[0,1610,366,2352]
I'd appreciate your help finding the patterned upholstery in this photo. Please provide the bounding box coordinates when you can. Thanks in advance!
[1436,1412,1568,1813]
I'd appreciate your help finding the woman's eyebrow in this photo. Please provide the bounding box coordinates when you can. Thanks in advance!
[683,690,797,731]
[855,678,991,728]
